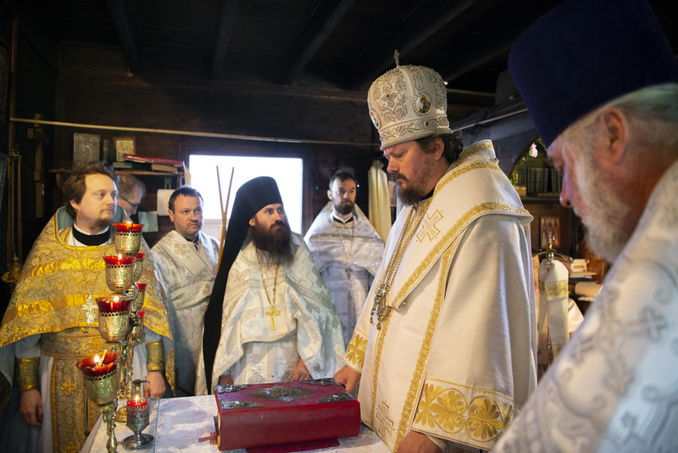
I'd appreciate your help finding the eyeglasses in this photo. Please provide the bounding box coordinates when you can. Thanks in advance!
[119,195,140,210]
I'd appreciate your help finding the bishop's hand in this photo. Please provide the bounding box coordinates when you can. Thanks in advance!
[334,365,360,394]
[396,430,442,453]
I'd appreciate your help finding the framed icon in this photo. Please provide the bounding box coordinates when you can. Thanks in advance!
[114,137,136,161]
[540,216,561,249]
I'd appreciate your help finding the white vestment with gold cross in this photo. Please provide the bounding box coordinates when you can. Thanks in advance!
[207,233,345,387]
[344,140,537,451]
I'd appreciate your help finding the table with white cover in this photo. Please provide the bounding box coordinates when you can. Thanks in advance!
[81,395,390,453]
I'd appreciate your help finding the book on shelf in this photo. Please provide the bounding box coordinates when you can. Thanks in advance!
[123,154,183,168]
[150,163,181,173]
[112,161,152,170]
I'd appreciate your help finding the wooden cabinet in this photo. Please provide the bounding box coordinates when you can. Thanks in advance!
[520,195,577,257]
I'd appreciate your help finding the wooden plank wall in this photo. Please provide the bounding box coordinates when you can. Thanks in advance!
[49,44,382,244]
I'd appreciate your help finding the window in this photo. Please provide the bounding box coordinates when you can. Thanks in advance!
[188,155,304,239]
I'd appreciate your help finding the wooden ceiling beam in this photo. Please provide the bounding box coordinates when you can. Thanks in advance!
[348,0,480,89]
[435,0,562,84]
[4,0,58,71]
[106,0,142,74]
[282,0,357,85]
[212,0,241,80]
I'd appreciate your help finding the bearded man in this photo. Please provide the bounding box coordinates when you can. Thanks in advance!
[495,0,678,451]
[197,176,344,393]
[0,162,173,453]
[305,171,384,347]
[334,62,536,452]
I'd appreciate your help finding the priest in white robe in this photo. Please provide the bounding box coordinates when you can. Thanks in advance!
[335,64,537,452]
[152,186,219,396]
[496,1,678,451]
[305,170,385,346]
[198,177,344,393]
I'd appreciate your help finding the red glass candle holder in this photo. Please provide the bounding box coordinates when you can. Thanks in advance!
[113,222,144,257]
[77,351,120,378]
[132,252,145,282]
[130,310,145,342]
[124,395,153,448]
[97,295,132,342]
[104,255,136,293]
[113,222,144,233]
[131,282,147,312]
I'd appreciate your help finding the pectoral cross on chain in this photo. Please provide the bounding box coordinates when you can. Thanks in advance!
[82,294,97,325]
[265,307,281,330]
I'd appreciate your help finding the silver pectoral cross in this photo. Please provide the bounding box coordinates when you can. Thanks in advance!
[371,286,385,327]
[82,294,97,325]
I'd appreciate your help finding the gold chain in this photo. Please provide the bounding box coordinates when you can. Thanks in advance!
[257,251,281,330]
[71,232,101,325]
[370,203,426,329]
[334,217,355,277]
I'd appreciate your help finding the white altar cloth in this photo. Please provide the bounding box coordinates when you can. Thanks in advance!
[81,395,390,452]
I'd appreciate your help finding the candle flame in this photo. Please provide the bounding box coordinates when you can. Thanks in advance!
[126,219,133,225]
[118,253,123,260]
[113,295,119,302]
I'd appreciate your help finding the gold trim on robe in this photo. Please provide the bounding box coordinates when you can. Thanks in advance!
[345,140,536,451]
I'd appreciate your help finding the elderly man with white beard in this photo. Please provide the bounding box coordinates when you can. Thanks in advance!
[495,0,678,451]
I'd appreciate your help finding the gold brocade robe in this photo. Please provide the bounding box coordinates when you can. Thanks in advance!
[0,212,174,453]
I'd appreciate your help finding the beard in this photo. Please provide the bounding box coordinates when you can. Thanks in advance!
[571,145,631,263]
[333,199,354,216]
[393,170,431,205]
[94,210,114,230]
[250,219,294,265]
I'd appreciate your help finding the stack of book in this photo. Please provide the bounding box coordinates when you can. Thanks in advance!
[112,154,184,173]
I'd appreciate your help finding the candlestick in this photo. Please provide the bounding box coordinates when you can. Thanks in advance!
[97,296,132,342]
[132,252,145,282]
[103,255,135,293]
[129,311,145,342]
[113,222,144,257]
[123,382,154,449]
[131,282,147,312]
[77,352,121,452]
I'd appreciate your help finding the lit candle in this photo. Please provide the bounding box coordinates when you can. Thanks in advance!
[103,255,135,266]
[127,394,150,409]
[113,222,144,233]
[77,351,120,377]
[97,295,132,313]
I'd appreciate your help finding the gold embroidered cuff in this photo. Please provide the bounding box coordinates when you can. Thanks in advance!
[16,358,40,392]
[145,341,165,372]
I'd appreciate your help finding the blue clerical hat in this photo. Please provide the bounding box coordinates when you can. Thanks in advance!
[509,0,678,147]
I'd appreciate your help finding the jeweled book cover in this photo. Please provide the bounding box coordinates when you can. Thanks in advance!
[214,378,360,451]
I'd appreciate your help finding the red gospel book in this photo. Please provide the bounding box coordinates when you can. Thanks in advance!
[214,379,360,452]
